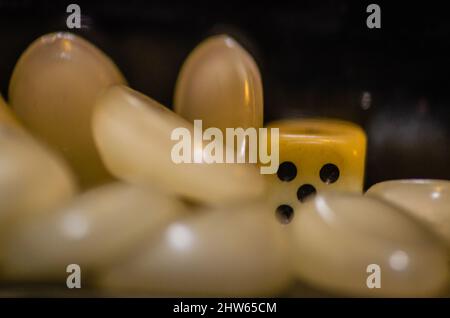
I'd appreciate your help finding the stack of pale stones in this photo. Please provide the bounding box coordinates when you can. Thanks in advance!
[0,32,448,297]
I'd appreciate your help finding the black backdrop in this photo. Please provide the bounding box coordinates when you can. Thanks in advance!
[0,0,449,188]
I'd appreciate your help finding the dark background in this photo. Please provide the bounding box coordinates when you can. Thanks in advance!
[0,0,448,188]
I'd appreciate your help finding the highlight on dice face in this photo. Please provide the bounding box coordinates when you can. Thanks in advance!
[266,119,367,225]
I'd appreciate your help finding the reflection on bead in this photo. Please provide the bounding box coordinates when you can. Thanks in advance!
[0,125,77,229]
[92,85,266,205]
[367,179,450,248]
[9,32,126,187]
[1,183,184,280]
[174,35,263,155]
[98,203,291,296]
[288,192,448,297]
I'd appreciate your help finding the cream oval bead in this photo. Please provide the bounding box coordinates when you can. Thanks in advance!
[366,179,450,248]
[174,35,263,129]
[9,32,126,187]
[92,85,266,205]
[174,35,263,156]
[98,203,291,296]
[288,192,449,297]
[0,183,185,281]
[0,125,77,228]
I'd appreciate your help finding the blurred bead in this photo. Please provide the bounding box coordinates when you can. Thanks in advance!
[367,179,450,248]
[92,85,266,205]
[289,192,448,297]
[9,32,126,187]
[0,125,77,228]
[0,183,185,281]
[174,35,263,155]
[98,203,291,296]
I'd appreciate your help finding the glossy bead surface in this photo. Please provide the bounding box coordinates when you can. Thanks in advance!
[98,203,291,296]
[367,179,450,247]
[288,192,448,297]
[0,183,185,280]
[92,85,266,205]
[174,35,263,132]
[0,125,77,228]
[9,33,126,187]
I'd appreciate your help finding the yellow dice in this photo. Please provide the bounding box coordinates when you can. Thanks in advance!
[265,118,367,223]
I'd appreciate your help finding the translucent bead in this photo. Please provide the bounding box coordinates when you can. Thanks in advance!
[0,125,77,228]
[98,202,291,296]
[288,192,448,297]
[1,183,185,281]
[367,179,450,248]
[9,32,126,187]
[92,85,266,205]
[174,35,263,156]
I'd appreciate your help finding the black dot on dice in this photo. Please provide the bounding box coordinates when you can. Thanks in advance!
[277,161,297,182]
[319,163,340,184]
[297,184,317,202]
[275,204,294,224]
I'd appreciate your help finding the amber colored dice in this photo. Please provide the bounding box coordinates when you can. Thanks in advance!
[265,119,367,224]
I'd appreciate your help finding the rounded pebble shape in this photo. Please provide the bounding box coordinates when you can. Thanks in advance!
[0,95,19,127]
[92,85,266,205]
[98,203,292,296]
[288,192,449,297]
[174,35,263,157]
[9,32,126,187]
[174,35,263,130]
[0,183,185,280]
[0,125,77,228]
[367,179,450,248]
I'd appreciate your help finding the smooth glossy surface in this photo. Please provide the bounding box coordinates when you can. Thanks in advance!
[265,119,366,219]
[93,85,266,205]
[367,179,450,247]
[0,183,185,280]
[289,192,448,297]
[174,35,263,156]
[0,125,77,228]
[98,203,291,296]
[9,32,126,187]
[174,34,263,130]
[0,95,18,127]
